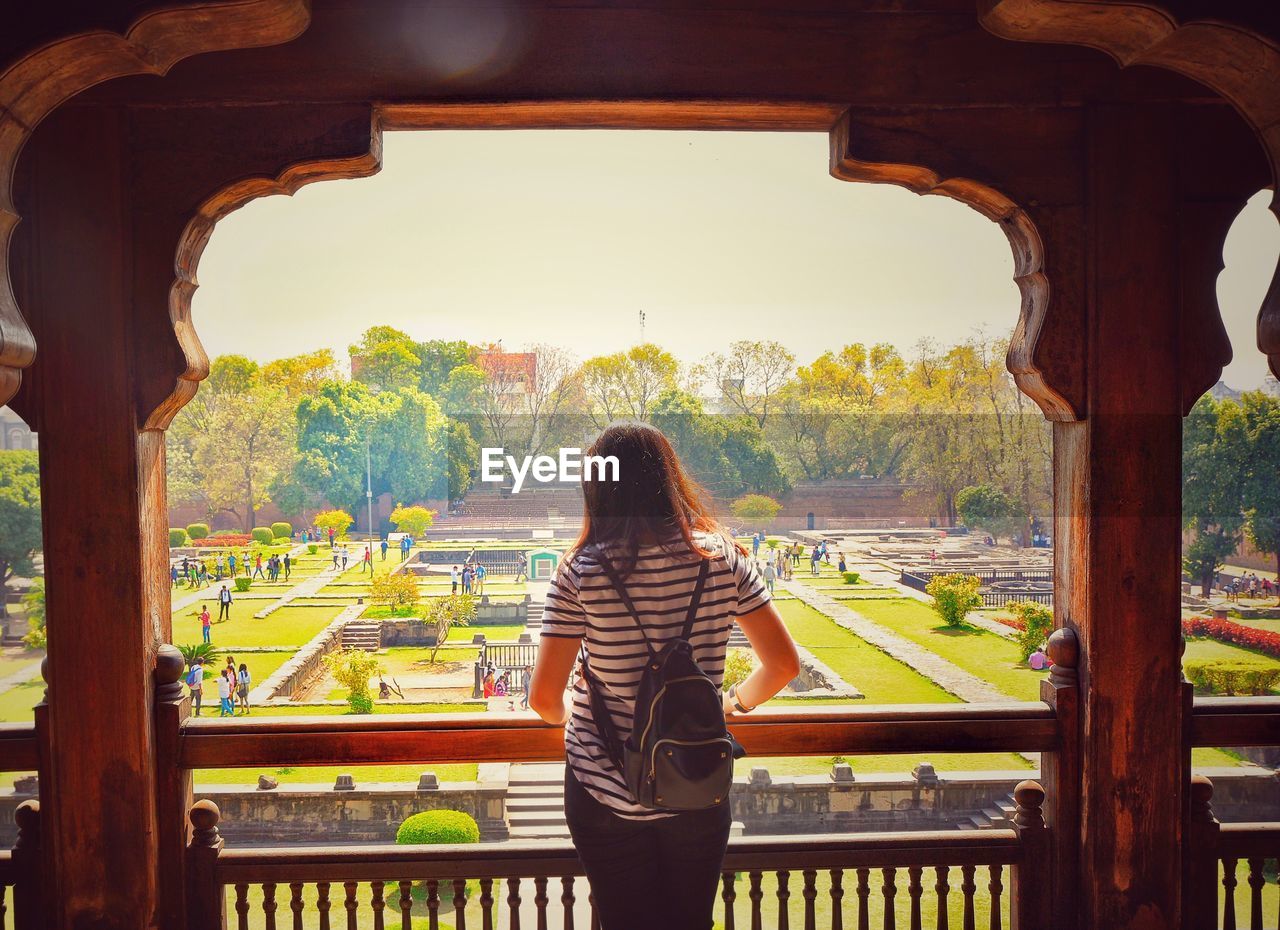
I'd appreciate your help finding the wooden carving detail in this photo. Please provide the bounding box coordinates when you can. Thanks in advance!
[0,0,310,408]
[829,109,1081,422]
[980,0,1280,379]
[153,117,383,429]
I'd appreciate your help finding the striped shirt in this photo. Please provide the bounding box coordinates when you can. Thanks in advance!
[541,532,771,818]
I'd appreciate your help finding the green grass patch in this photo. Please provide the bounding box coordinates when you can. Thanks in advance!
[244,702,480,717]
[742,752,1033,777]
[0,677,42,722]
[776,601,957,704]
[194,762,478,786]
[174,603,347,650]
[853,599,1047,701]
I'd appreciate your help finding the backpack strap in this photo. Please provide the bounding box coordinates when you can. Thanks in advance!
[680,558,711,641]
[592,545,657,659]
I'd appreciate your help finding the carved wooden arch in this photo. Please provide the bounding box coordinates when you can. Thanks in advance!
[980,0,1280,377]
[0,0,310,409]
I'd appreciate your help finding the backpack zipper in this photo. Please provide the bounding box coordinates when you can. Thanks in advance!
[634,674,720,754]
[648,736,734,784]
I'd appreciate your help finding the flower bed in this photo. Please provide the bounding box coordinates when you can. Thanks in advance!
[191,534,253,547]
[1183,615,1280,659]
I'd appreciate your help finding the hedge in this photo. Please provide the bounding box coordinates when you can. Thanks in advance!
[251,526,274,545]
[186,523,210,540]
[270,522,293,539]
[1182,615,1280,660]
[1185,659,1280,696]
[233,577,253,593]
[841,571,861,585]
[396,810,480,846]
[192,534,253,548]
[169,528,188,547]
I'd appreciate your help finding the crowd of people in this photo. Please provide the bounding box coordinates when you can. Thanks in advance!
[1220,571,1277,602]
[171,550,292,588]
[450,559,488,595]
[481,663,533,710]
[744,532,845,592]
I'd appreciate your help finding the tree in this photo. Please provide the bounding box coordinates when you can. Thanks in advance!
[925,573,982,628]
[730,494,783,530]
[313,509,354,540]
[1243,390,1280,601]
[650,389,786,497]
[0,451,41,620]
[956,484,1023,542]
[369,573,420,612]
[390,504,437,537]
[323,649,384,714]
[415,339,477,397]
[1007,601,1053,662]
[350,325,421,391]
[579,344,679,426]
[167,355,295,530]
[1182,395,1251,595]
[424,594,477,663]
[698,340,795,427]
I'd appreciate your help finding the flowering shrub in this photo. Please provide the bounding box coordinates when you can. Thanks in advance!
[1185,660,1280,695]
[995,616,1027,632]
[191,534,253,547]
[1182,615,1280,659]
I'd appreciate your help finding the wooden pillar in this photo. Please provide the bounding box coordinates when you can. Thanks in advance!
[11,106,170,930]
[1052,104,1186,930]
[156,644,195,930]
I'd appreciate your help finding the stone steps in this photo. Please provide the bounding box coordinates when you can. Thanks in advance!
[507,763,569,840]
[340,621,381,652]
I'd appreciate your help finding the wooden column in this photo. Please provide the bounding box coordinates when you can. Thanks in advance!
[11,106,169,930]
[1052,104,1186,930]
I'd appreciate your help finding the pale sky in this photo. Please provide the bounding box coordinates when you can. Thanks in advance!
[194,130,1279,390]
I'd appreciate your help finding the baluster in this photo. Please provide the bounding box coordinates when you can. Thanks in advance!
[830,870,844,930]
[856,868,870,930]
[722,873,737,930]
[507,877,522,930]
[289,883,305,930]
[427,879,441,930]
[802,870,817,930]
[1224,858,1239,930]
[480,878,495,930]
[399,880,413,930]
[453,878,467,930]
[777,870,791,930]
[934,867,950,930]
[317,881,332,930]
[750,871,765,930]
[987,865,1003,930]
[1248,858,1265,930]
[344,881,359,930]
[561,876,576,930]
[535,875,550,930]
[881,868,897,930]
[372,880,386,930]
[263,882,278,930]
[1,884,7,930]
[960,865,975,930]
[234,883,251,930]
[907,867,923,930]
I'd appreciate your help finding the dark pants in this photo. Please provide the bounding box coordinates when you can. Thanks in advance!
[218,602,230,620]
[564,768,731,930]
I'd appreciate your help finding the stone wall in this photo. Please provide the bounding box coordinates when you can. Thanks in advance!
[380,598,529,647]
[770,480,936,532]
[256,613,350,702]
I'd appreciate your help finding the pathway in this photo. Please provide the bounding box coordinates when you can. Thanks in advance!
[171,543,313,615]
[253,546,349,618]
[849,563,1018,639]
[780,580,1010,703]
[0,656,43,694]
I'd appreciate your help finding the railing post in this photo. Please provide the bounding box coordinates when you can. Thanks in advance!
[1039,628,1079,930]
[1010,780,1050,930]
[186,800,226,930]
[11,800,45,930]
[1183,775,1220,930]
[157,643,194,930]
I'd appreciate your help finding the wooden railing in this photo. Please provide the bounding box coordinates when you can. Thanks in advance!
[1185,774,1280,930]
[0,803,39,930]
[185,782,1050,930]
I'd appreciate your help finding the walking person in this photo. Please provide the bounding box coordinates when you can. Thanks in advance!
[341,546,349,570]
[363,546,373,574]
[217,668,234,717]
[283,552,291,581]
[236,663,252,715]
[528,423,800,930]
[217,584,232,621]
[200,605,212,644]
[253,553,265,580]
[763,558,776,595]
[227,552,236,577]
[475,563,487,595]
[520,665,532,710]
[187,659,205,717]
[381,537,389,561]
[451,565,460,594]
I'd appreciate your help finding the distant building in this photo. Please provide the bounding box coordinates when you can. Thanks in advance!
[0,406,35,450]
[476,346,537,394]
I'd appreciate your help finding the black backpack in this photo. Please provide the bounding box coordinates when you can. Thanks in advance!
[579,548,736,811]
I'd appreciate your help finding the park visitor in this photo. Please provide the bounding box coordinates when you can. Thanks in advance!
[236,663,251,714]
[363,546,373,574]
[381,537,389,560]
[217,584,232,621]
[520,665,532,710]
[283,552,291,580]
[475,563,487,595]
[837,551,847,573]
[763,559,776,594]
[199,606,212,643]
[328,527,336,548]
[187,660,204,716]
[461,564,473,594]
[529,422,800,930]
[340,546,349,570]
[451,565,460,594]
[216,668,234,717]
[401,534,412,559]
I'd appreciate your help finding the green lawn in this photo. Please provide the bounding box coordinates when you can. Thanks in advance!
[194,651,295,694]
[0,651,39,679]
[194,762,478,786]
[853,599,1048,701]
[251,702,481,716]
[0,676,42,722]
[175,604,348,650]
[744,753,1033,776]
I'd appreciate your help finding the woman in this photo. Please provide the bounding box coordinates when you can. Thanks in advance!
[236,662,251,715]
[529,423,799,930]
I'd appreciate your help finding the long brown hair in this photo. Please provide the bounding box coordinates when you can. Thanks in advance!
[573,422,727,575]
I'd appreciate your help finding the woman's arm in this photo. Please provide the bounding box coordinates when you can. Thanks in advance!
[726,601,801,714]
[529,635,582,725]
